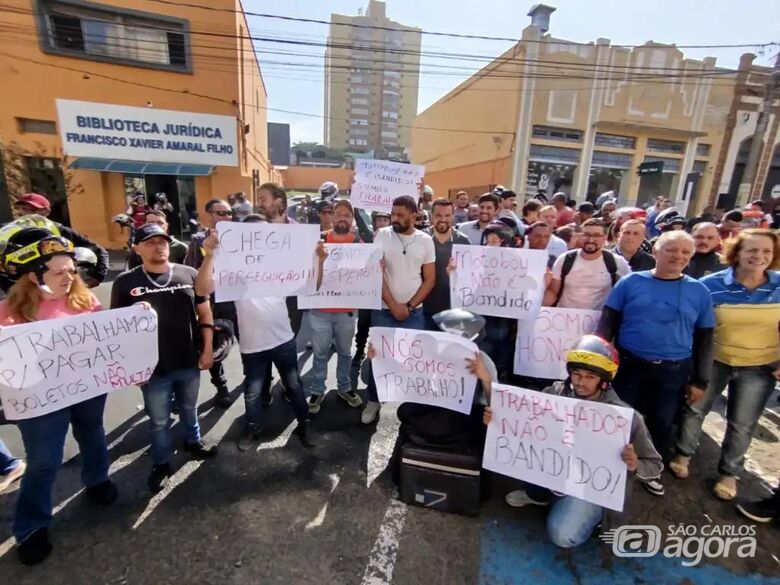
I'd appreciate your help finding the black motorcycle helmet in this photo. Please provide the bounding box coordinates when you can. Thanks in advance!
[0,227,76,283]
[212,318,236,363]
[565,335,619,382]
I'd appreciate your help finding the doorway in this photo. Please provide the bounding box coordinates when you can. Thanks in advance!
[139,175,196,241]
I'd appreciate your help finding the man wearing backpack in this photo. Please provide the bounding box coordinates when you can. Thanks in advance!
[543,218,630,310]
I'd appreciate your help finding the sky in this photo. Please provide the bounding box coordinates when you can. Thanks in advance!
[245,0,780,145]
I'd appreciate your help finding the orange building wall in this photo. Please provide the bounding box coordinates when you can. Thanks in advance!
[280,167,355,192]
[0,0,273,247]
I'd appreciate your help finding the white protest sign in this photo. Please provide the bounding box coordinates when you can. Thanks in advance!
[483,383,634,512]
[0,306,159,421]
[369,327,478,414]
[351,159,425,214]
[514,308,601,379]
[298,243,382,310]
[214,222,321,302]
[449,245,548,319]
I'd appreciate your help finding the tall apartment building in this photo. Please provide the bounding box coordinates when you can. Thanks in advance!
[323,0,421,160]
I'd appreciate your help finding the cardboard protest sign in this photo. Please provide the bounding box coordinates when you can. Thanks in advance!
[214,222,321,302]
[351,159,425,214]
[369,327,478,414]
[514,308,601,379]
[483,383,634,512]
[449,245,548,319]
[298,243,382,310]
[0,306,159,421]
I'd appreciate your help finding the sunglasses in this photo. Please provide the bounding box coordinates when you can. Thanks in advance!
[211,210,233,217]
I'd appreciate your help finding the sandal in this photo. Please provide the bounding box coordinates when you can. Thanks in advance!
[713,475,737,500]
[669,455,691,479]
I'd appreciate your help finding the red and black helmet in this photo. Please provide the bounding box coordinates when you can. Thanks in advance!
[565,335,619,381]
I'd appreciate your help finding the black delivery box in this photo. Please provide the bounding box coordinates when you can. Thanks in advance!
[399,444,482,516]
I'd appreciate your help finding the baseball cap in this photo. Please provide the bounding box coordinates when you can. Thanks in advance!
[16,193,51,210]
[133,223,172,245]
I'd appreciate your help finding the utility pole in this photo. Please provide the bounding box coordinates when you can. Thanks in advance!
[736,50,780,207]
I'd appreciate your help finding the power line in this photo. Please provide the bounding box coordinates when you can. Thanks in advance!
[0,23,750,87]
[141,0,779,50]
[0,51,519,135]
[0,6,771,77]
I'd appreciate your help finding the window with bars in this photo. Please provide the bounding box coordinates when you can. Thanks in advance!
[594,133,636,149]
[529,144,580,164]
[37,0,189,71]
[532,125,583,142]
[647,139,686,155]
[17,118,57,135]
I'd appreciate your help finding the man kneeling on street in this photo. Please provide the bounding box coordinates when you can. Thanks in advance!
[485,335,662,548]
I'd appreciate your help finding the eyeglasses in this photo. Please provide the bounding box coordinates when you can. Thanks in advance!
[211,210,233,217]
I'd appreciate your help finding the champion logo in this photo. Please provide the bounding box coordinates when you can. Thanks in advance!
[129,283,192,297]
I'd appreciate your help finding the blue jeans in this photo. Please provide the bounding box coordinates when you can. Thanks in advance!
[14,395,109,541]
[676,361,776,477]
[242,338,308,426]
[547,494,604,548]
[613,350,692,458]
[365,308,426,402]
[308,310,357,395]
[0,437,21,475]
[142,368,201,466]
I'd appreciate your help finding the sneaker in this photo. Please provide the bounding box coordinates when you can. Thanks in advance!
[85,480,118,505]
[183,440,218,460]
[294,421,316,448]
[148,463,172,494]
[307,393,325,414]
[214,386,232,408]
[338,390,363,408]
[17,527,52,566]
[0,460,26,494]
[505,489,550,508]
[237,423,263,452]
[669,455,691,479]
[261,390,274,407]
[642,479,665,497]
[361,401,381,424]
[736,493,779,523]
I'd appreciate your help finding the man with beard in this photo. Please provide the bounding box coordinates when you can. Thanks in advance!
[684,222,722,279]
[362,195,436,424]
[544,219,629,310]
[423,199,470,331]
[459,193,500,245]
[306,200,364,414]
[184,198,235,407]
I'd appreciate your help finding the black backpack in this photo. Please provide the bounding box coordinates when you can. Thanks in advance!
[557,249,619,305]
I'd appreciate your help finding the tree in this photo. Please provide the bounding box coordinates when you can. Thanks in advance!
[1,141,84,226]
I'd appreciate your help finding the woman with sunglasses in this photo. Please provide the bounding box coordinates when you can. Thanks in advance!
[0,228,115,565]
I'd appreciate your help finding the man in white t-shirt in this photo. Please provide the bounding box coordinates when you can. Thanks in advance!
[195,229,327,451]
[362,195,436,424]
[543,218,629,310]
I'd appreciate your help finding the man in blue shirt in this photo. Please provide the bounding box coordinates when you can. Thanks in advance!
[597,231,715,497]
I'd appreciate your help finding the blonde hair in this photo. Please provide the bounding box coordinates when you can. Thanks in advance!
[7,272,94,323]
[722,228,780,270]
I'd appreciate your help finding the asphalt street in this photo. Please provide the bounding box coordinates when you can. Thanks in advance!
[0,280,778,584]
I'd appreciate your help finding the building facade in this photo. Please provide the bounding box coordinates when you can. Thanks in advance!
[411,5,737,214]
[323,0,421,160]
[710,54,780,210]
[0,0,276,247]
